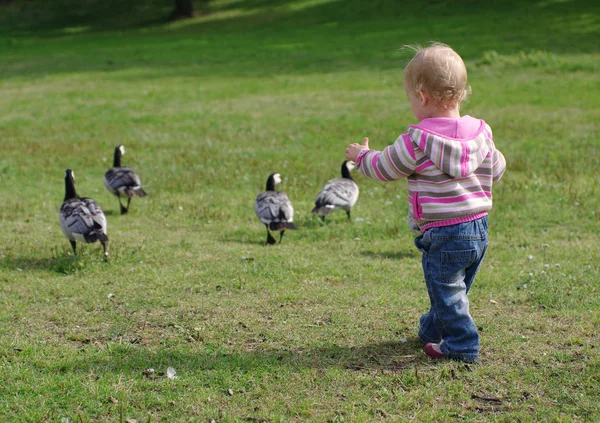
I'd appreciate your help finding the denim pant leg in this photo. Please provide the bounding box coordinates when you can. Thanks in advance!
[418,308,443,344]
[464,217,488,295]
[416,233,443,344]
[415,217,488,362]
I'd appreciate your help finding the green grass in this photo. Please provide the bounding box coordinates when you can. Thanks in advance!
[1,0,600,421]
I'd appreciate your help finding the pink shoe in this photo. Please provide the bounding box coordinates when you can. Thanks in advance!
[424,343,447,359]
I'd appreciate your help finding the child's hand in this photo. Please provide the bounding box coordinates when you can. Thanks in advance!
[345,137,370,161]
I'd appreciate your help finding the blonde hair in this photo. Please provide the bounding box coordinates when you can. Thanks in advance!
[403,43,471,109]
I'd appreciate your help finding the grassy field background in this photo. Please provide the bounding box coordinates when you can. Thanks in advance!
[1,0,599,421]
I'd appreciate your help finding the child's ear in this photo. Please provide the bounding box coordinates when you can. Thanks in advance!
[417,90,429,107]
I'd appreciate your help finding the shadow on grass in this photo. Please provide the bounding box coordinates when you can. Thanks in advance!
[218,231,362,246]
[361,250,418,261]
[300,216,354,229]
[0,255,77,274]
[217,234,269,246]
[218,218,339,245]
[0,250,107,274]
[41,337,449,380]
[187,338,429,374]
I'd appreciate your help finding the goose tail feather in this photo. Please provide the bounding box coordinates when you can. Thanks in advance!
[269,222,296,231]
[83,232,109,243]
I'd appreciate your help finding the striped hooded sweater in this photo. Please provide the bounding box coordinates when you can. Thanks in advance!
[355,115,506,232]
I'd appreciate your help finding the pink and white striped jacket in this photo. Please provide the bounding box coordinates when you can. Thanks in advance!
[355,115,506,232]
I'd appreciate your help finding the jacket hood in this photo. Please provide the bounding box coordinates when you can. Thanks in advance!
[408,115,492,177]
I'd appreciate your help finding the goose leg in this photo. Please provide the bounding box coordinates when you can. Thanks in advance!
[346,210,351,220]
[69,240,77,255]
[100,240,109,262]
[321,215,326,223]
[265,225,276,245]
[279,230,285,244]
[119,198,128,215]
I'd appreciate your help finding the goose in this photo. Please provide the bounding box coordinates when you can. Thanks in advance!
[312,160,359,221]
[59,169,109,261]
[103,145,147,215]
[254,173,296,244]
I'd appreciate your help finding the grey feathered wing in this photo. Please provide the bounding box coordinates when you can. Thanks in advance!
[255,192,296,230]
[312,178,359,215]
[60,198,108,242]
[104,167,147,197]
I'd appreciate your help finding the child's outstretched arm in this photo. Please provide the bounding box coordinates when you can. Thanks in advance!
[345,134,416,182]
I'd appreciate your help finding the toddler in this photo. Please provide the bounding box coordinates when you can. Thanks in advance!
[345,43,506,362]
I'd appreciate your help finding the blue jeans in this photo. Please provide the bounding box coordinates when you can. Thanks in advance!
[414,216,488,362]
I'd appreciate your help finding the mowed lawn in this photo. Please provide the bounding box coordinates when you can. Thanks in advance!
[1,0,599,421]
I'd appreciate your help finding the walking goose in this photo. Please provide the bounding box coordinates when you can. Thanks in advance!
[254,173,296,244]
[59,169,109,261]
[312,160,359,221]
[103,145,147,215]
